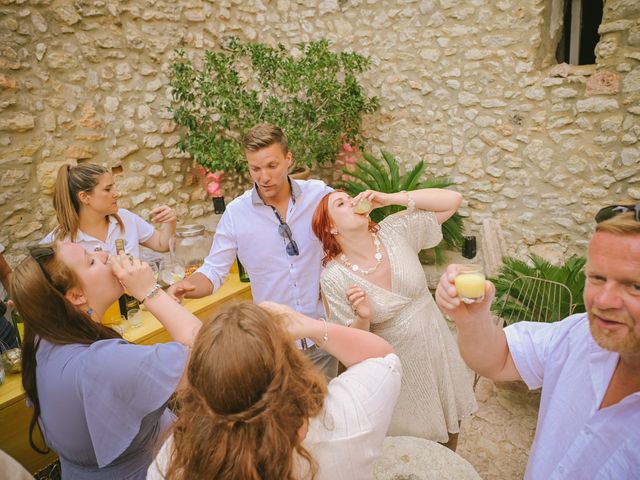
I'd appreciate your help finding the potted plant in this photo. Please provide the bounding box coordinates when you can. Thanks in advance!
[490,255,586,324]
[336,150,465,264]
[169,38,379,182]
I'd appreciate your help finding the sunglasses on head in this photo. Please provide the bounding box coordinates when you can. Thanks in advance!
[29,246,55,284]
[595,204,640,223]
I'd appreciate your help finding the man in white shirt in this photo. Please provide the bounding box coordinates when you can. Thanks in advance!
[168,124,337,377]
[435,204,640,479]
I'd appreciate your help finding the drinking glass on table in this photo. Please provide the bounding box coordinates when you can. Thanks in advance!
[128,308,143,328]
[159,259,184,287]
[454,265,486,304]
[149,262,160,282]
[112,315,128,336]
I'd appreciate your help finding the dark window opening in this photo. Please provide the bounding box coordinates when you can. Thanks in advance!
[556,0,603,65]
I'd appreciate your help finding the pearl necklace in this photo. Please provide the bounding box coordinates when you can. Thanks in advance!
[340,233,383,275]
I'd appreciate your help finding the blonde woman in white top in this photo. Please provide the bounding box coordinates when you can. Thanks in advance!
[43,163,176,258]
[147,301,402,480]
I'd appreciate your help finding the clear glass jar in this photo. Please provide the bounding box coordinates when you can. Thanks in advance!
[170,225,213,278]
[1,347,22,374]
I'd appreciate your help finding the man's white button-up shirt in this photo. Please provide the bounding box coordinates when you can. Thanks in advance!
[198,178,333,323]
[506,313,640,479]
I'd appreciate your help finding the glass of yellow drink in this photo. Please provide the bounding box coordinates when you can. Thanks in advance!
[454,265,486,304]
[353,199,372,215]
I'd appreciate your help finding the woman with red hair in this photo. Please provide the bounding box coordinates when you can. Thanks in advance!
[312,188,477,449]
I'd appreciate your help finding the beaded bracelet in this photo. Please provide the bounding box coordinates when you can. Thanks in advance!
[401,190,416,211]
[141,283,162,304]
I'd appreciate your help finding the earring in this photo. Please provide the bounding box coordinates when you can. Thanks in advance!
[87,308,94,315]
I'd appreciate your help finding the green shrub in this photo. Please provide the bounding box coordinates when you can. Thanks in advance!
[169,38,379,174]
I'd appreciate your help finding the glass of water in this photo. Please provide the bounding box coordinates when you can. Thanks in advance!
[128,308,143,328]
[112,315,128,336]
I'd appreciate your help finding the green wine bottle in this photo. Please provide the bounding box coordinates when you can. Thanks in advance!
[237,258,250,283]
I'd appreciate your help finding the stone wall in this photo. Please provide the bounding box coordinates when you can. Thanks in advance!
[0,0,639,265]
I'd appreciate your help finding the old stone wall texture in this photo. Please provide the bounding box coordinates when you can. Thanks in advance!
[1,0,639,264]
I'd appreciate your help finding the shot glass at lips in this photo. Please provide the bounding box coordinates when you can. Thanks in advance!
[128,308,143,329]
[454,265,486,304]
[353,199,372,215]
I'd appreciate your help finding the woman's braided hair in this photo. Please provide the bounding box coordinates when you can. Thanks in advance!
[163,302,328,480]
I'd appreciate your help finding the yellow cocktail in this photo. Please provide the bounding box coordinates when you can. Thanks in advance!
[353,199,372,215]
[454,265,486,303]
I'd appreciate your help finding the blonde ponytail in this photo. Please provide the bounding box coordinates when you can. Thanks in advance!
[52,163,124,241]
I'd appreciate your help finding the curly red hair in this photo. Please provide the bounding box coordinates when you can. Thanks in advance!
[312,190,379,266]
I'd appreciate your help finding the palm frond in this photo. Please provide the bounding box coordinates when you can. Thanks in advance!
[363,151,392,191]
[491,254,587,324]
[381,150,400,188]
[358,153,389,191]
[400,161,426,191]
[441,213,464,249]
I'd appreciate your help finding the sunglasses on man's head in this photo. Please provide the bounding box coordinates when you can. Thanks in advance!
[595,204,640,223]
[278,222,300,256]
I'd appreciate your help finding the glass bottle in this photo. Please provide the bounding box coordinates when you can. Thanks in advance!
[115,238,139,315]
[462,235,477,260]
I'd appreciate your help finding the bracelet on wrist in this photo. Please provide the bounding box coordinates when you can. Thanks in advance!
[400,190,416,211]
[319,317,329,348]
[140,284,162,304]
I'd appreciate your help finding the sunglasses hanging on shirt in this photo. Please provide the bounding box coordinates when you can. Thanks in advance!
[269,206,300,256]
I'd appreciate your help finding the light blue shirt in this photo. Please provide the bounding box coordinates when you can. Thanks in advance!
[198,178,333,322]
[506,313,640,479]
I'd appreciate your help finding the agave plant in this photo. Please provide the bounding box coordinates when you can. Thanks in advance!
[491,255,586,325]
[336,150,465,264]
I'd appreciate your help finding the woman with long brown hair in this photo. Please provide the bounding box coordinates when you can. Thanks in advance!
[148,301,401,480]
[43,163,176,258]
[11,243,201,479]
[312,188,477,449]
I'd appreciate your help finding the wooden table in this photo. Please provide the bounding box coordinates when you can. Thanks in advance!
[0,277,251,474]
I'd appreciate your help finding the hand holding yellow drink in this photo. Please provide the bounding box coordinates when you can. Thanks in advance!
[454,265,486,303]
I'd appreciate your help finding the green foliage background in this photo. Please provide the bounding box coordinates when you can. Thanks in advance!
[491,255,587,324]
[169,38,379,174]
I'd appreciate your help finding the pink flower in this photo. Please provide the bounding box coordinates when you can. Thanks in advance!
[202,170,225,197]
[207,181,222,197]
[342,143,355,153]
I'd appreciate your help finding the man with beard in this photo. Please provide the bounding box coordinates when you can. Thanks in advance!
[435,204,640,479]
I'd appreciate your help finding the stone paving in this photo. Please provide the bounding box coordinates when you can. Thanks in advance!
[456,377,540,479]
